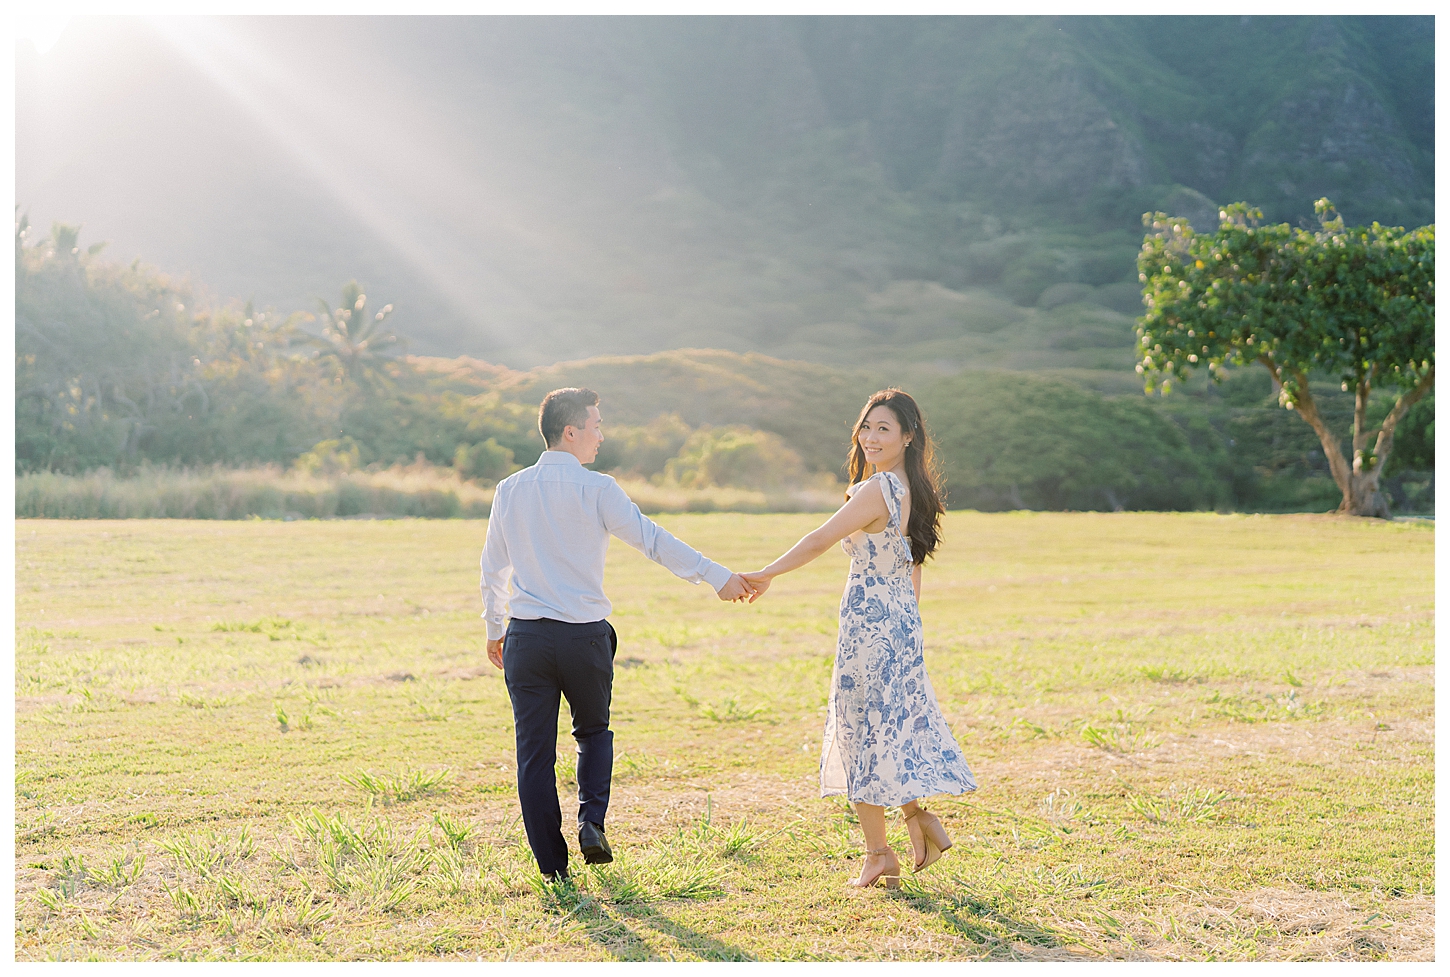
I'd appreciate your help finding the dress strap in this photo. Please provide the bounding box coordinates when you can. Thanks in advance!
[875,471,904,529]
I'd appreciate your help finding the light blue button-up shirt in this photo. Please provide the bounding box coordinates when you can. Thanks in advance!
[480,450,733,639]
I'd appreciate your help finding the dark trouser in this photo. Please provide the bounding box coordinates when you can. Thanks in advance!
[502,617,616,876]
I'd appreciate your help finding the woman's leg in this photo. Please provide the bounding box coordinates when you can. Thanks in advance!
[852,802,899,885]
[857,802,888,848]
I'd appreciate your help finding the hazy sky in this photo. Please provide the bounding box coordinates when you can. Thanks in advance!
[18,17,613,361]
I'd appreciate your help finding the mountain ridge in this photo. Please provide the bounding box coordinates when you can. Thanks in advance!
[17,15,1432,368]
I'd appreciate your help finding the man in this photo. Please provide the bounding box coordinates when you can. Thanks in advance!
[481,387,753,881]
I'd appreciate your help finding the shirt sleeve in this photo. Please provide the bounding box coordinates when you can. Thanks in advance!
[479,485,513,641]
[598,478,732,591]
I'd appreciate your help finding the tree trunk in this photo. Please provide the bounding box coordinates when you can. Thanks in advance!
[1259,360,1357,512]
[1342,472,1392,518]
[1341,368,1389,517]
[1261,359,1435,519]
[1341,367,1437,517]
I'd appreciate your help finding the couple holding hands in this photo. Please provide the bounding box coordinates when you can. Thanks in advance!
[480,386,975,889]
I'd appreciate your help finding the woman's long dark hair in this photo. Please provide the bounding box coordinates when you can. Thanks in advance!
[846,388,944,565]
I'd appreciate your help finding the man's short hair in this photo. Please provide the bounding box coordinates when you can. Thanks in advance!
[538,387,599,447]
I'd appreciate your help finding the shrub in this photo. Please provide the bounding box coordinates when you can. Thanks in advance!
[293,438,366,475]
[593,414,693,479]
[453,438,515,483]
[663,427,812,490]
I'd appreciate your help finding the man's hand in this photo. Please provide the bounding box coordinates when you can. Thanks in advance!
[487,637,505,669]
[716,572,754,602]
[740,571,773,603]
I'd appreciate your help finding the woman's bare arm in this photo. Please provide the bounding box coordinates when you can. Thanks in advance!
[912,562,921,601]
[742,480,889,600]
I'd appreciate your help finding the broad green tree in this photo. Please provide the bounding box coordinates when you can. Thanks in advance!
[1137,201,1434,517]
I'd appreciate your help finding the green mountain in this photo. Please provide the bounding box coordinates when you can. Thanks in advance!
[16,16,1432,369]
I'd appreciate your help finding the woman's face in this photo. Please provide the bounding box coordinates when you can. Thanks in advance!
[858,404,909,471]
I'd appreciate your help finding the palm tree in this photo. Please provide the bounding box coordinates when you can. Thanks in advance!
[307,281,404,384]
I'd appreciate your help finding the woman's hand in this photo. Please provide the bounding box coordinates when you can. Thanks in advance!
[740,571,773,603]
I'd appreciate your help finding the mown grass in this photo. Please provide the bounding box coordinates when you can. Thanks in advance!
[14,512,1433,960]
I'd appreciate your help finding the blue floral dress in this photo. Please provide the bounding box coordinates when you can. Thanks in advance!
[820,471,977,807]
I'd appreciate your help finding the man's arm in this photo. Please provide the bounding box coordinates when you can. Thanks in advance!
[598,479,736,594]
[480,489,512,666]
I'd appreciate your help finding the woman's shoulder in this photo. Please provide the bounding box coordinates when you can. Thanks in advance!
[846,471,887,496]
[847,470,905,502]
[873,470,907,497]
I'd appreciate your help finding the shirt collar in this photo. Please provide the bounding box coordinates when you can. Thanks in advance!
[537,450,583,466]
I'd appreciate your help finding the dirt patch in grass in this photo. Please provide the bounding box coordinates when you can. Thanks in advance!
[1131,886,1433,961]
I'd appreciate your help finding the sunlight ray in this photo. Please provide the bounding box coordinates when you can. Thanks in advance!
[144,15,562,352]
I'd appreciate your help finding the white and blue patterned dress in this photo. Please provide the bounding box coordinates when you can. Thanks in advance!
[820,471,977,807]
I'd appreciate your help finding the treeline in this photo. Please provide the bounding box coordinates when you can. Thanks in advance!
[924,371,1432,514]
[15,221,1432,515]
[16,220,532,477]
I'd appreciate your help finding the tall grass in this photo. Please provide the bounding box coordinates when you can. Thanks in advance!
[15,464,493,520]
[612,479,839,515]
[14,464,841,519]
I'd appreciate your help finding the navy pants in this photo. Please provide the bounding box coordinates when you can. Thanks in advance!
[502,617,616,876]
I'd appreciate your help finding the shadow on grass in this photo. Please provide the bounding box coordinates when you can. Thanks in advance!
[600,901,755,961]
[898,881,1074,959]
[538,881,754,961]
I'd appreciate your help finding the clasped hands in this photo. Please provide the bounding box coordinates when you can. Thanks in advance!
[716,571,773,604]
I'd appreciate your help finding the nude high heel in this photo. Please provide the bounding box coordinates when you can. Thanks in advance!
[905,807,952,873]
[847,847,901,889]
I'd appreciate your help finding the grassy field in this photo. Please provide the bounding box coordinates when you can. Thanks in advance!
[14,513,1434,961]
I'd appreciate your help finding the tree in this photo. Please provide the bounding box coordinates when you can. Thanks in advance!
[14,220,341,472]
[15,221,209,470]
[305,281,402,386]
[1137,201,1434,517]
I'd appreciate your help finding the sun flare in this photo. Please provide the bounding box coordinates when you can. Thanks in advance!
[15,14,71,55]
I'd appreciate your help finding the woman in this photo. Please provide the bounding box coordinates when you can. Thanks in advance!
[743,388,975,889]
